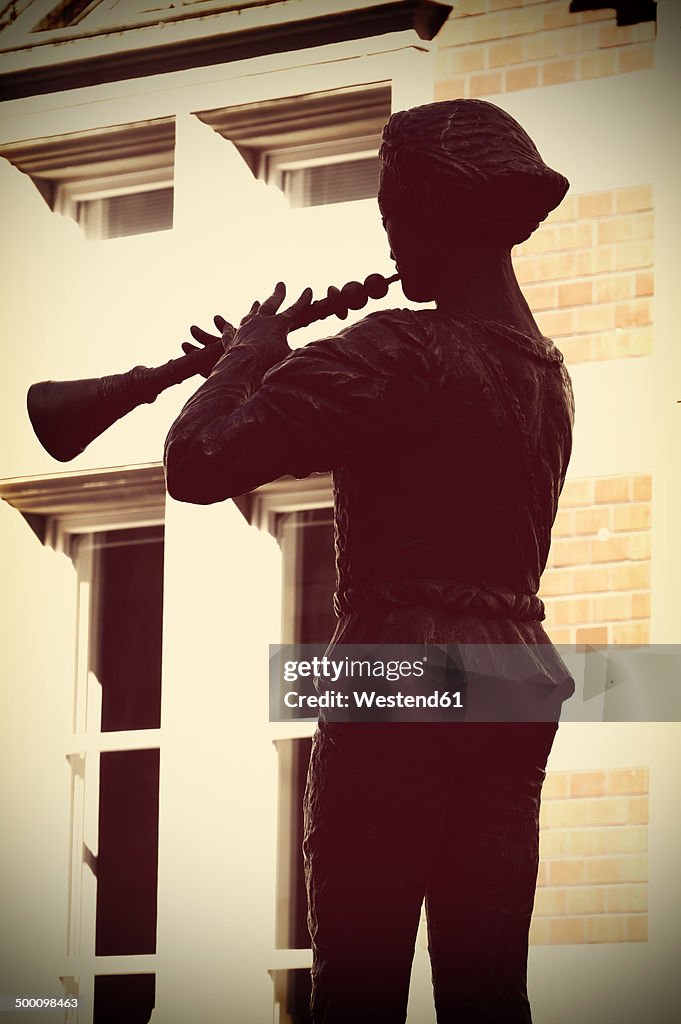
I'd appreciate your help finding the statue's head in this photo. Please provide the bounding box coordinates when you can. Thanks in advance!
[378,99,569,301]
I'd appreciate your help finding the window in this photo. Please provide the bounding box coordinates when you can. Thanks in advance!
[195,84,390,209]
[0,118,175,240]
[0,466,166,1021]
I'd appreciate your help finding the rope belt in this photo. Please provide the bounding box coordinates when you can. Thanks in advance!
[334,579,545,622]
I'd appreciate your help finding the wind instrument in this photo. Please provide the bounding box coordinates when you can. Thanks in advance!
[27,272,399,463]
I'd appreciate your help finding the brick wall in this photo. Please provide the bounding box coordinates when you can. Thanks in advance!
[541,473,652,645]
[435,0,656,100]
[516,186,654,363]
[531,767,648,943]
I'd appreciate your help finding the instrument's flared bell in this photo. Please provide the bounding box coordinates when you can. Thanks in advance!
[27,377,129,462]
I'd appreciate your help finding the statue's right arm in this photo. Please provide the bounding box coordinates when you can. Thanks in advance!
[164,311,431,504]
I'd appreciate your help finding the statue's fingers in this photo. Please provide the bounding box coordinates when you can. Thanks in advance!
[258,281,286,317]
[181,342,200,355]
[190,324,221,346]
[281,286,313,324]
[240,300,260,326]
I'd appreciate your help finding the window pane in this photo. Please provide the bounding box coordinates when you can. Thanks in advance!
[283,157,379,208]
[93,974,155,1024]
[95,749,160,956]
[276,737,313,949]
[279,508,336,644]
[89,526,164,732]
[271,967,312,1024]
[77,187,173,239]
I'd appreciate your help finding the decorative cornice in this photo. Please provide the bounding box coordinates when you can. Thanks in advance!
[0,2,452,101]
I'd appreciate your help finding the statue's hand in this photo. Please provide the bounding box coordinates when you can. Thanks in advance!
[182,315,236,378]
[229,282,313,363]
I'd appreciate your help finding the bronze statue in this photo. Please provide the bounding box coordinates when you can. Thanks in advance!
[164,99,575,1023]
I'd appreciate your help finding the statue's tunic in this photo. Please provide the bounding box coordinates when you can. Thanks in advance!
[165,306,575,694]
[165,307,575,1023]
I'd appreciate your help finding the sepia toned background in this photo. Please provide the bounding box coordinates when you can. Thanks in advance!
[1,1,680,1021]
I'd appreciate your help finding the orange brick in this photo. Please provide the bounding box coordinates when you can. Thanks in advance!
[506,5,545,35]
[626,915,648,942]
[612,622,649,644]
[542,59,577,87]
[578,191,614,219]
[590,331,623,361]
[434,78,468,101]
[558,281,593,307]
[619,45,655,74]
[615,298,651,328]
[544,797,630,830]
[548,627,573,644]
[529,917,550,945]
[514,256,541,283]
[612,503,651,531]
[609,562,650,591]
[591,594,632,622]
[547,195,578,223]
[558,222,595,250]
[614,240,653,270]
[560,479,594,508]
[470,71,503,96]
[524,31,565,62]
[635,271,654,296]
[600,23,645,48]
[585,855,647,885]
[606,885,647,913]
[594,274,634,303]
[626,532,651,559]
[542,771,570,799]
[505,65,539,91]
[626,326,653,356]
[579,51,618,80]
[591,535,629,563]
[565,886,606,916]
[616,185,652,214]
[628,797,649,824]
[575,626,609,647]
[632,474,652,501]
[607,768,648,795]
[450,0,486,15]
[540,252,579,279]
[598,215,636,245]
[442,44,488,74]
[537,861,548,887]
[573,567,610,591]
[549,917,586,944]
[488,39,525,67]
[543,5,578,31]
[631,593,650,618]
[574,507,610,535]
[551,509,575,538]
[548,859,586,886]
[540,569,577,597]
[559,336,592,362]
[586,916,627,943]
[535,309,574,337]
[595,477,630,503]
[549,538,591,568]
[570,771,607,797]
[576,305,616,334]
[524,283,555,310]
[577,247,614,275]
[553,598,592,625]
[533,888,566,916]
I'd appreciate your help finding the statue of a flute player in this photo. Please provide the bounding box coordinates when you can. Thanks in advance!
[164,99,575,1023]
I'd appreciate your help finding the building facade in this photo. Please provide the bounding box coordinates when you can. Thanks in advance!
[1,1,679,1021]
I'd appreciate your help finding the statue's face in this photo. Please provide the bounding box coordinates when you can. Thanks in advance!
[378,170,439,303]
